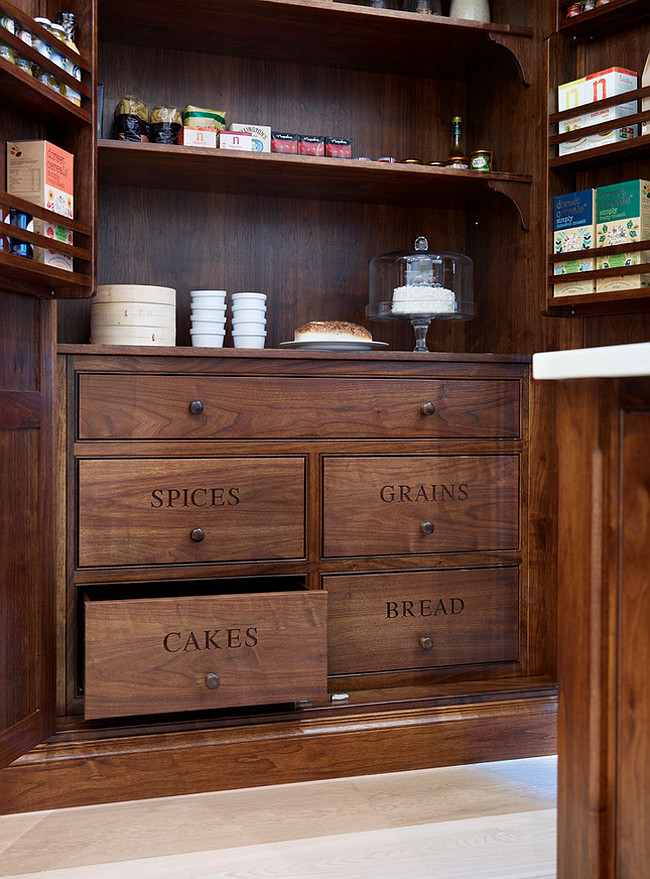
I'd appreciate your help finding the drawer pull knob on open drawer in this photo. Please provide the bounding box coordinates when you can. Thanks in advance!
[189,400,204,414]
[205,673,221,690]
[420,521,435,534]
[420,402,436,416]
[419,636,434,651]
[190,528,205,542]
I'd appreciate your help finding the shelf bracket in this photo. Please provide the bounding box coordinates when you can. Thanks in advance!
[487,33,533,87]
[487,180,531,231]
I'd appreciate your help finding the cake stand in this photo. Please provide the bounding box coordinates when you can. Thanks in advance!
[366,236,474,352]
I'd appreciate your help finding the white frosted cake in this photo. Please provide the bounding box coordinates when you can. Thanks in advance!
[392,284,456,314]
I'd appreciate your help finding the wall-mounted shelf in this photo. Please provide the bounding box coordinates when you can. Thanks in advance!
[557,0,650,40]
[98,140,532,223]
[97,0,534,83]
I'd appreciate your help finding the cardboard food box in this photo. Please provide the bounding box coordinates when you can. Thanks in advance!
[553,189,595,297]
[6,140,74,271]
[595,179,650,292]
[557,67,638,156]
[218,130,254,151]
[178,127,218,148]
[229,123,271,152]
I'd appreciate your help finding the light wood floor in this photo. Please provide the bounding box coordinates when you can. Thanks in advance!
[0,756,556,878]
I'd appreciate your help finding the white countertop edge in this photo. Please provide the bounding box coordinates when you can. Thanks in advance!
[532,342,650,380]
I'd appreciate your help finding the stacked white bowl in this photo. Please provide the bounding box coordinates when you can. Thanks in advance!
[190,290,227,347]
[231,292,267,348]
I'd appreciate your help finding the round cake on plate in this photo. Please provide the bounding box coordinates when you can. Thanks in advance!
[294,321,373,343]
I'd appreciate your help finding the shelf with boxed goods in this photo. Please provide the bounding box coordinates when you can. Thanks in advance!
[545,2,650,315]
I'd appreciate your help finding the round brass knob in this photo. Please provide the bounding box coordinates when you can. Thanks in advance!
[419,636,434,650]
[189,400,204,415]
[190,527,205,542]
[205,673,221,690]
[420,402,436,416]
[420,521,435,534]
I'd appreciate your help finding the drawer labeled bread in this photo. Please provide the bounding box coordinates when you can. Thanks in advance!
[84,591,328,719]
[77,457,305,567]
[325,567,518,675]
[322,455,519,557]
[77,374,521,440]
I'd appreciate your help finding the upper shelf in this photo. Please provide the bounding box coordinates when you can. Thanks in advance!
[97,0,534,83]
[557,0,650,40]
[98,140,532,227]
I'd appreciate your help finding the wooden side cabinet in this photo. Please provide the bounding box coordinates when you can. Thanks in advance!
[551,371,650,879]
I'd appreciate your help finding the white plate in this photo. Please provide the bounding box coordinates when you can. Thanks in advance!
[280,340,389,351]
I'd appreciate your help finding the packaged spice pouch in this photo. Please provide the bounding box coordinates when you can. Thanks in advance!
[150,122,182,143]
[183,105,226,131]
[113,95,150,142]
[151,105,182,124]
[114,95,149,121]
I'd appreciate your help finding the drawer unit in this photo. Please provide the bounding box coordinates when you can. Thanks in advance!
[77,375,521,440]
[322,455,520,558]
[77,457,305,567]
[325,567,519,675]
[84,590,328,719]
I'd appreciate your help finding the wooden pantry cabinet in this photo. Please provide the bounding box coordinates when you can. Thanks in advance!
[4,0,618,819]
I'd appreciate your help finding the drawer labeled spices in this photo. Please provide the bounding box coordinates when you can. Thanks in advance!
[325,567,519,675]
[77,457,305,567]
[77,374,521,440]
[84,590,328,719]
[322,455,519,557]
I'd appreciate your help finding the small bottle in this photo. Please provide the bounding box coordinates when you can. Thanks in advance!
[404,0,442,12]
[444,115,469,169]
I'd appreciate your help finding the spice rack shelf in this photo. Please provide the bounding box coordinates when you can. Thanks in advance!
[1,0,95,300]
[97,0,534,83]
[545,0,650,316]
[97,140,532,224]
[558,0,650,40]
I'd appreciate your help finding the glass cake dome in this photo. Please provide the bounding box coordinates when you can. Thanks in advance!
[366,236,474,351]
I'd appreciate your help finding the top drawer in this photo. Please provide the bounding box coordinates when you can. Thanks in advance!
[76,375,522,441]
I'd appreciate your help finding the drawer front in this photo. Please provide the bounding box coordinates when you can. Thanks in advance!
[322,455,519,557]
[325,568,519,675]
[77,375,521,440]
[84,591,327,719]
[78,457,305,567]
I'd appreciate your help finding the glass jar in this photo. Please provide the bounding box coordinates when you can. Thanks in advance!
[449,0,490,21]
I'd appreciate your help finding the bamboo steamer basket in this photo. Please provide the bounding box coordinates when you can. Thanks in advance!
[91,285,176,345]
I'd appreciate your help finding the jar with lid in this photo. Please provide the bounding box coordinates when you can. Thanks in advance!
[32,17,53,63]
[449,0,490,21]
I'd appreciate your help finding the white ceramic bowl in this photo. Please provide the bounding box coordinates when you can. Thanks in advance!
[191,320,227,332]
[191,307,227,320]
[231,319,266,334]
[232,332,266,349]
[231,292,267,302]
[190,329,225,347]
[230,305,266,320]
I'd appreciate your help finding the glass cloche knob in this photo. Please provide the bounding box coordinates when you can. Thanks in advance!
[414,236,428,251]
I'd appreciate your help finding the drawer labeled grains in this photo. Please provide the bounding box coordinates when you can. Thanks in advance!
[77,457,305,567]
[322,455,519,557]
[325,567,519,675]
[84,591,328,719]
[76,374,521,440]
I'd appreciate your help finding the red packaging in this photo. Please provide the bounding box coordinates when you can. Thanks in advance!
[325,137,353,158]
[298,135,325,156]
[271,131,298,153]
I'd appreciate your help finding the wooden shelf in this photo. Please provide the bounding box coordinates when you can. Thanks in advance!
[0,56,90,125]
[0,251,93,298]
[97,0,534,82]
[557,0,650,40]
[97,140,532,222]
[549,133,650,170]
